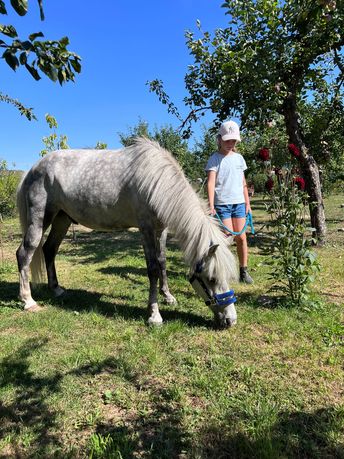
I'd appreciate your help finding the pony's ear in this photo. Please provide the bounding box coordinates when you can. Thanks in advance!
[207,244,219,257]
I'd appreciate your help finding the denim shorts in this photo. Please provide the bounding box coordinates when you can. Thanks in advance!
[215,203,246,219]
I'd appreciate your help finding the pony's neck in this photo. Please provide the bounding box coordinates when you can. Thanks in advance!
[167,196,214,268]
[127,138,218,268]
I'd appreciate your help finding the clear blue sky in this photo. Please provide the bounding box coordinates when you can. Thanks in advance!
[0,0,229,170]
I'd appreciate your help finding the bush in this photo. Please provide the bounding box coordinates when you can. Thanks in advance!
[264,169,320,308]
[0,160,21,218]
[247,169,269,193]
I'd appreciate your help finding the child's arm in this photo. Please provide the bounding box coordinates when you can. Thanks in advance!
[243,176,251,214]
[207,170,216,215]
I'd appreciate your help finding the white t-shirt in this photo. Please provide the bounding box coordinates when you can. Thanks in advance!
[205,152,247,205]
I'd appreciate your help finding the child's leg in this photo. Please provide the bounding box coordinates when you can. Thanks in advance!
[221,217,234,236]
[233,217,253,283]
[232,217,247,267]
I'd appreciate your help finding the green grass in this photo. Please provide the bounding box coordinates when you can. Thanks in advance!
[0,195,343,458]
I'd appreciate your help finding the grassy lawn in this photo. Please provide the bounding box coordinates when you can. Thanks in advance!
[0,194,343,458]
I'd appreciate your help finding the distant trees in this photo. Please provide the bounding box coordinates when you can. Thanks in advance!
[0,160,20,217]
[300,96,344,192]
[118,120,206,181]
[40,114,69,156]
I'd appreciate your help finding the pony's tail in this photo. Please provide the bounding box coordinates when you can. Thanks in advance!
[16,173,46,285]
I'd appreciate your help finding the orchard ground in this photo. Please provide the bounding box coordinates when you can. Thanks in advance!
[0,194,343,458]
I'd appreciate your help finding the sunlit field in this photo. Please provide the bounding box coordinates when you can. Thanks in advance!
[0,194,343,458]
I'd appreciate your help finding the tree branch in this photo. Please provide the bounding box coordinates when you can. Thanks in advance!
[178,106,212,134]
[0,91,37,120]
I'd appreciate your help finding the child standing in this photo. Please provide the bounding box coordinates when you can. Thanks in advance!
[206,120,253,284]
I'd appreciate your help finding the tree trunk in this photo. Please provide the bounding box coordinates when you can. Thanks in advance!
[283,96,327,244]
[302,156,327,243]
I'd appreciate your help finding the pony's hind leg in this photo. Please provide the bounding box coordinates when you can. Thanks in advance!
[139,221,163,325]
[42,211,71,297]
[157,227,176,304]
[16,219,45,311]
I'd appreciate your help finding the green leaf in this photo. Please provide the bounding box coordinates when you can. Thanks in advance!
[28,31,44,41]
[21,40,34,51]
[19,51,27,64]
[0,24,18,37]
[0,1,7,14]
[59,36,69,47]
[70,58,81,73]
[44,63,58,82]
[10,0,28,16]
[25,63,41,80]
[57,68,67,85]
[37,0,44,20]
[3,49,19,70]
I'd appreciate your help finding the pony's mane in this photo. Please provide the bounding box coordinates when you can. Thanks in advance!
[126,137,238,283]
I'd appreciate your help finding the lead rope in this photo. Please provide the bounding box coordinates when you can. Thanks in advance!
[214,211,255,236]
[196,177,255,236]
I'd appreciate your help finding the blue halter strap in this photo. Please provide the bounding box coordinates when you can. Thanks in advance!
[213,290,237,307]
[189,262,237,307]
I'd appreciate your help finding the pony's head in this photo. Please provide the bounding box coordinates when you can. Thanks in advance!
[189,243,238,328]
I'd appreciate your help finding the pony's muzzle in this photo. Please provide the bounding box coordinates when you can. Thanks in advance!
[225,317,237,327]
[215,303,237,329]
[216,316,237,329]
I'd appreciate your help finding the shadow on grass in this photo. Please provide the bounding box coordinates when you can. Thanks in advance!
[91,389,189,459]
[98,264,185,283]
[198,407,344,459]
[0,338,65,458]
[237,291,295,311]
[1,339,342,458]
[0,281,213,329]
[68,356,344,458]
[58,289,214,329]
[61,230,144,264]
[60,229,187,282]
[0,341,190,458]
[69,357,190,458]
[73,355,202,458]
[247,231,274,250]
[61,230,183,266]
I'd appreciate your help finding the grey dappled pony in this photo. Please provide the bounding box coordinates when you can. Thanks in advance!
[16,138,239,327]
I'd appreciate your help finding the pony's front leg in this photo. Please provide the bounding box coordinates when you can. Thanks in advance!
[140,224,163,325]
[157,227,176,304]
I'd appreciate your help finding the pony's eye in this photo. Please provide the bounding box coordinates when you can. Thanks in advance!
[209,278,216,284]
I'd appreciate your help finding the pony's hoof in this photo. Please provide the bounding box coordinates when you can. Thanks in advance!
[148,319,163,327]
[53,286,66,298]
[163,294,177,305]
[147,316,163,326]
[24,304,44,312]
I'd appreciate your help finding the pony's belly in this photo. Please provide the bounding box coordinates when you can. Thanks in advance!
[62,201,138,230]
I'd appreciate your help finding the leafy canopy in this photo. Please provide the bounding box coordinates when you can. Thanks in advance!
[0,0,81,119]
[150,0,343,135]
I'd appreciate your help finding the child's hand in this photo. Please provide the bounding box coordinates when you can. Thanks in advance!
[209,206,216,216]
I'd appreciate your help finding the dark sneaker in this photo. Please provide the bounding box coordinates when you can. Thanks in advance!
[240,267,254,284]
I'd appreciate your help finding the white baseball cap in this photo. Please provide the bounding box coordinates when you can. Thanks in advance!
[218,120,241,141]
